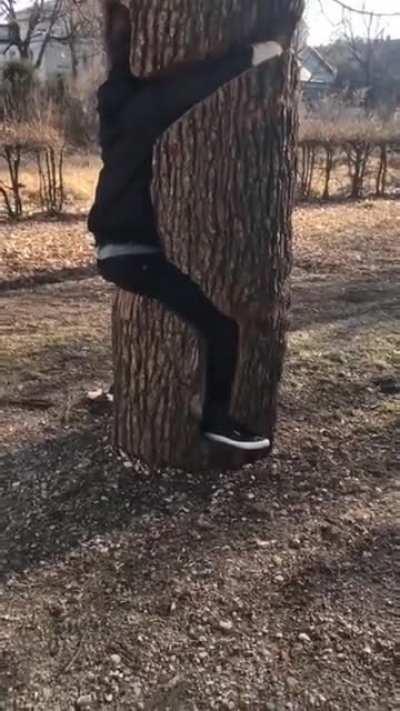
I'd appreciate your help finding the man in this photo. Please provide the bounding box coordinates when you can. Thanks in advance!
[89,0,288,450]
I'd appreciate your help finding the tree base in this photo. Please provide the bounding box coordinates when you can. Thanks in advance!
[112,290,278,473]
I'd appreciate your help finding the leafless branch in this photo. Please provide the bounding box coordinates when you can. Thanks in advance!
[329,0,400,17]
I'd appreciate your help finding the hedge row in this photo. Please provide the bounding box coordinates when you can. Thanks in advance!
[298,140,400,200]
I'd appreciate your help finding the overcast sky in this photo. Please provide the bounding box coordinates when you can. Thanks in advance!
[9,0,400,46]
[307,0,400,45]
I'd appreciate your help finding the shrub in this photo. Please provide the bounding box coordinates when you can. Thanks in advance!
[0,66,66,219]
[298,97,400,200]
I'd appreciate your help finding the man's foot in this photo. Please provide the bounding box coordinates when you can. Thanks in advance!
[201,416,270,451]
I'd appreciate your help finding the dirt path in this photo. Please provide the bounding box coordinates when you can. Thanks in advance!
[0,202,399,709]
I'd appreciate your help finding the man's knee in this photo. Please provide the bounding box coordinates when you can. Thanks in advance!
[215,314,239,346]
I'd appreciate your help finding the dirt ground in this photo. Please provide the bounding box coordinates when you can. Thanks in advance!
[0,201,399,710]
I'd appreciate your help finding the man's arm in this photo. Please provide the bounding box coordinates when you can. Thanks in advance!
[119,41,283,138]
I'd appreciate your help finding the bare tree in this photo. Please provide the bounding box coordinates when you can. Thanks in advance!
[329,0,400,17]
[0,0,65,65]
[0,0,102,72]
[340,4,384,94]
[317,0,398,109]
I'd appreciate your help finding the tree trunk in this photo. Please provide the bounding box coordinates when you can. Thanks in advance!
[112,0,303,471]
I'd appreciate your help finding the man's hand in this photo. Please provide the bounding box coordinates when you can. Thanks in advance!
[252,41,283,66]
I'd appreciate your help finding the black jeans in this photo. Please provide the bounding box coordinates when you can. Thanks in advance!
[98,254,239,424]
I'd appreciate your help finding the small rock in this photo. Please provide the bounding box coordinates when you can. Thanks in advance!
[104,694,113,703]
[133,683,142,698]
[298,632,311,644]
[76,695,93,709]
[289,538,301,549]
[42,687,52,701]
[88,389,103,400]
[256,539,270,548]
[374,376,400,395]
[364,644,372,655]
[110,654,121,667]
[218,619,233,632]
[275,575,285,584]
[197,516,212,530]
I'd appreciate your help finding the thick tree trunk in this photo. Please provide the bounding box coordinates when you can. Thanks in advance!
[112,0,303,471]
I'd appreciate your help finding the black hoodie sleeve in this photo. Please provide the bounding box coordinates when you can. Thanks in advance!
[118,45,253,140]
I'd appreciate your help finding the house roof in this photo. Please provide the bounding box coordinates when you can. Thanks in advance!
[300,45,337,86]
[307,46,336,77]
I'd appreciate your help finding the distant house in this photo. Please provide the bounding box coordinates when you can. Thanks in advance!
[0,3,98,81]
[300,46,337,100]
[0,23,13,65]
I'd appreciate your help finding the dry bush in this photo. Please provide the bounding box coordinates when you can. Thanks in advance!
[299,97,400,200]
[0,66,66,219]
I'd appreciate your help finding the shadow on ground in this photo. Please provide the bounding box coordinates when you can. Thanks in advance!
[1,406,398,581]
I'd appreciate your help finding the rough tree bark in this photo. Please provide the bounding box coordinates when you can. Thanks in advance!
[112,0,304,471]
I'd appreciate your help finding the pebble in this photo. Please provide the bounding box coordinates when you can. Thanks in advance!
[289,538,301,549]
[110,654,121,667]
[76,695,93,709]
[133,683,142,698]
[298,632,312,644]
[219,619,234,632]
[256,539,270,548]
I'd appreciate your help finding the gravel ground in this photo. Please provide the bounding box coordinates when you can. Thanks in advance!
[0,201,399,710]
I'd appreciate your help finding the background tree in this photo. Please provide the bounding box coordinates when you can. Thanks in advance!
[316,1,400,111]
[0,0,65,65]
[0,0,103,71]
[113,0,305,471]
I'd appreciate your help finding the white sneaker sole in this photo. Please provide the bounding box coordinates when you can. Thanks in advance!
[204,432,271,451]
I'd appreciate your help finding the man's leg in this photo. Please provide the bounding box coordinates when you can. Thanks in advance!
[98,254,238,420]
[98,254,270,450]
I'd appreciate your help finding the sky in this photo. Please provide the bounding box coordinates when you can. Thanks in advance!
[306,0,400,45]
[9,0,400,47]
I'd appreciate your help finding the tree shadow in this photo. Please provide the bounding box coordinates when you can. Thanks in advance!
[0,413,271,578]
[0,264,96,293]
[290,272,400,333]
[283,522,400,605]
[297,192,400,208]
[1,410,397,583]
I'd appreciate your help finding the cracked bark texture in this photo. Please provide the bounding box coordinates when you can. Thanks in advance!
[112,0,304,471]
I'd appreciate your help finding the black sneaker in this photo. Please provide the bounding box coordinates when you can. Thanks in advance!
[201,416,270,451]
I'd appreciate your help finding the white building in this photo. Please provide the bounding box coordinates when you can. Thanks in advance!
[0,3,97,81]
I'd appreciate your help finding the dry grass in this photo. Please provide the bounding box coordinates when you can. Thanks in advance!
[300,113,400,145]
[0,201,399,709]
[294,200,400,277]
